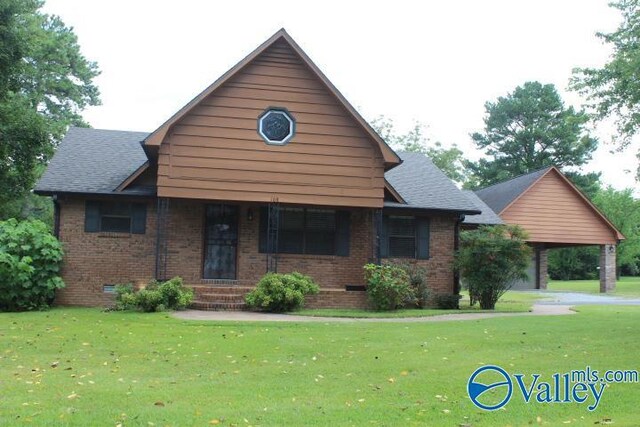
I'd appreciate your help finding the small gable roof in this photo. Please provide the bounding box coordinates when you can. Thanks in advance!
[384,152,480,214]
[474,167,551,214]
[144,28,401,169]
[475,167,624,242]
[35,127,153,196]
[462,190,503,225]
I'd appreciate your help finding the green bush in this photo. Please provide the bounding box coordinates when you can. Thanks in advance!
[457,225,532,310]
[114,277,193,312]
[245,272,319,312]
[397,262,430,308]
[0,219,65,311]
[364,263,416,311]
[435,294,462,309]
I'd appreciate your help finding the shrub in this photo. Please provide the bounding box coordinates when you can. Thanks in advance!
[0,219,65,311]
[456,225,532,310]
[245,272,319,312]
[435,294,462,309]
[364,263,416,310]
[397,262,430,308]
[114,277,193,312]
[114,283,136,310]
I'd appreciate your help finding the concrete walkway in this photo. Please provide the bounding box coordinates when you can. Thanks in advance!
[173,303,575,323]
[530,291,640,306]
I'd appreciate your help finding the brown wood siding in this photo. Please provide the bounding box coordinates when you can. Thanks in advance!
[157,40,385,208]
[501,171,618,245]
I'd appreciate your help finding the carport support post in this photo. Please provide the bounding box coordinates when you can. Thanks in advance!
[599,244,616,293]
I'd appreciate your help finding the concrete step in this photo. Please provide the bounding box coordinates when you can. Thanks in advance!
[190,301,247,311]
[195,293,246,303]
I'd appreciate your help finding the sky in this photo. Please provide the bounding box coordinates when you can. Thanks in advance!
[44,0,639,191]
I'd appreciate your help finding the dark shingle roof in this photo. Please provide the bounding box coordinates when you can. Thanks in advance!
[461,190,503,225]
[35,127,152,196]
[384,152,480,214]
[37,130,478,215]
[474,167,551,214]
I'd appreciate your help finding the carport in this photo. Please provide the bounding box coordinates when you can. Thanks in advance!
[464,167,625,292]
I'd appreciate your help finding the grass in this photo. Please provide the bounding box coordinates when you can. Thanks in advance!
[294,290,541,318]
[2,306,639,425]
[548,276,640,297]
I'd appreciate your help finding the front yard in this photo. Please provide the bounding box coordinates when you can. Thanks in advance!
[1,305,639,426]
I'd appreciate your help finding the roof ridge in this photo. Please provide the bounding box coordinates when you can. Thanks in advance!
[475,165,553,192]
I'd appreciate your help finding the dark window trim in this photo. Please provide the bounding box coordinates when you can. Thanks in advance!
[260,207,340,256]
[279,207,336,255]
[85,200,147,234]
[381,214,430,260]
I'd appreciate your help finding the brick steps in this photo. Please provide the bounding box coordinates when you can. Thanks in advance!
[190,301,247,311]
[188,285,253,311]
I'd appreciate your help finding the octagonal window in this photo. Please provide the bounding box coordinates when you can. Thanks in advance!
[258,108,295,145]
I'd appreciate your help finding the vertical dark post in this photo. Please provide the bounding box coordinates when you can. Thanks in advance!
[155,197,170,281]
[453,214,464,295]
[52,195,61,239]
[373,209,382,265]
[266,197,279,273]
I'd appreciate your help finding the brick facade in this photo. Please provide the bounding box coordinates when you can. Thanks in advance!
[537,248,548,290]
[55,197,458,308]
[55,197,157,306]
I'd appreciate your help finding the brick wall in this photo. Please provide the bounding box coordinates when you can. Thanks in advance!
[56,197,157,306]
[383,216,457,297]
[56,197,458,308]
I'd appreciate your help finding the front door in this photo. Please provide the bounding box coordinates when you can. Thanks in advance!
[203,204,238,279]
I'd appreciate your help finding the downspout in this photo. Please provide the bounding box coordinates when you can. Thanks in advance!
[52,195,61,239]
[453,214,464,295]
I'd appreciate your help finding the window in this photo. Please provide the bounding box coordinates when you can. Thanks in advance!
[381,215,430,259]
[387,216,416,258]
[258,108,296,145]
[259,207,350,256]
[85,201,147,234]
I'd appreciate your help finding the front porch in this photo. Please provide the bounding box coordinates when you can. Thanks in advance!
[155,199,379,309]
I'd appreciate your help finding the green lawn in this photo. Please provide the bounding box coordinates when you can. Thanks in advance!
[2,306,639,426]
[548,276,640,297]
[294,290,541,318]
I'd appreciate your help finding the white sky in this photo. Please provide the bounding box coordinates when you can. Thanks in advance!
[44,0,639,191]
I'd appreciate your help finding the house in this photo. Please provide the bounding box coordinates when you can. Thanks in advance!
[463,167,625,292]
[35,29,480,309]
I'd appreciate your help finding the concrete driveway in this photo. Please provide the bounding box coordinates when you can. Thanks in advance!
[525,291,640,306]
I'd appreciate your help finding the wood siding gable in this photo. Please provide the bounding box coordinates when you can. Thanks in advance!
[500,168,624,245]
[151,29,399,208]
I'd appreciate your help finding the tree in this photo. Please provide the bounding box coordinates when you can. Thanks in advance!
[593,187,640,275]
[466,81,598,189]
[456,225,532,310]
[0,0,100,220]
[571,0,640,178]
[370,116,468,183]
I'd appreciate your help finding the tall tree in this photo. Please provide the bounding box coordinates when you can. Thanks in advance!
[571,0,640,178]
[593,187,640,275]
[371,116,468,184]
[466,81,598,189]
[0,0,100,220]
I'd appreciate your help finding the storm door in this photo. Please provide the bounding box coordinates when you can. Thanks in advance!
[203,204,238,279]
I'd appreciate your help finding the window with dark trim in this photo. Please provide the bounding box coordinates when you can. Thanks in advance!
[85,201,147,234]
[381,215,430,259]
[259,207,350,256]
